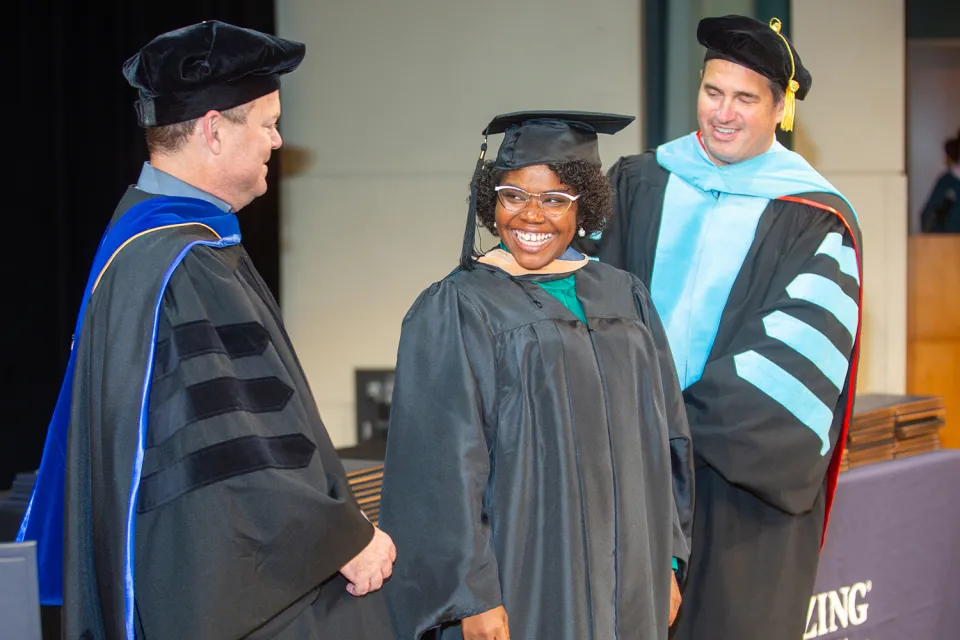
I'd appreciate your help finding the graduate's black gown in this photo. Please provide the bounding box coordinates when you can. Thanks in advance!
[379,257,695,640]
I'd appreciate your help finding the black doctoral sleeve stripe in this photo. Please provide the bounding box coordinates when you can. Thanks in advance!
[801,256,860,300]
[216,322,271,357]
[776,304,855,355]
[155,320,271,377]
[754,339,843,408]
[137,434,317,513]
[148,376,294,448]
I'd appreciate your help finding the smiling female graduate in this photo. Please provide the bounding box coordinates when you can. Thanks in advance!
[378,111,695,640]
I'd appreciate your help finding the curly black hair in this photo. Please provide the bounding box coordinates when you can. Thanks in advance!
[471,160,613,237]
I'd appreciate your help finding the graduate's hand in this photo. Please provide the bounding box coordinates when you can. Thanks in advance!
[340,526,396,596]
[462,605,510,640]
[669,571,682,626]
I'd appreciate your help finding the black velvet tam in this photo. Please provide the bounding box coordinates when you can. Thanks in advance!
[123,20,306,127]
[484,111,635,171]
[697,15,812,100]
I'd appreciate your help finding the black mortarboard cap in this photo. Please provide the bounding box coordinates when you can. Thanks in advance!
[698,15,811,131]
[485,111,635,170]
[460,111,634,269]
[123,21,306,127]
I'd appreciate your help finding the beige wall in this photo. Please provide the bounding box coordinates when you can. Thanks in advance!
[276,0,644,447]
[792,0,908,396]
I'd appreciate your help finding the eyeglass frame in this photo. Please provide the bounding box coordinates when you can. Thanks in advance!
[494,185,582,217]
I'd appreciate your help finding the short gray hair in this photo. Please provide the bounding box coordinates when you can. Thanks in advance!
[145,102,253,156]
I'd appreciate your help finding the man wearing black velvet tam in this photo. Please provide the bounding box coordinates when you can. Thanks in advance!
[18,20,394,639]
[578,15,864,640]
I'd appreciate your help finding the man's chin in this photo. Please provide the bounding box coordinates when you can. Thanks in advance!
[705,140,744,165]
[233,188,266,212]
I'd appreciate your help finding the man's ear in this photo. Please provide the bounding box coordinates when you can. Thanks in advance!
[200,110,223,154]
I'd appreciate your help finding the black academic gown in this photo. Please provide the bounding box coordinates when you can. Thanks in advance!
[378,258,695,640]
[64,188,392,639]
[586,152,862,640]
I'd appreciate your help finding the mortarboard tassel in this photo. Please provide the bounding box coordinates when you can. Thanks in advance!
[780,78,799,132]
[769,17,798,132]
[459,138,488,271]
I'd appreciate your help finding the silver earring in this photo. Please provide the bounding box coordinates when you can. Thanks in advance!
[578,227,586,237]
[493,221,497,229]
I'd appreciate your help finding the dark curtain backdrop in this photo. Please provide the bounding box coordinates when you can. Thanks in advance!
[5,0,282,491]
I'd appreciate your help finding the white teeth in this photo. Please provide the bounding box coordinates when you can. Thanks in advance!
[715,127,736,134]
[513,230,555,246]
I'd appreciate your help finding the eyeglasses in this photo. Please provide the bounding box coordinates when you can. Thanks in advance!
[494,186,581,217]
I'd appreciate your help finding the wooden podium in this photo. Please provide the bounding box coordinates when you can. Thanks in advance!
[907,234,960,448]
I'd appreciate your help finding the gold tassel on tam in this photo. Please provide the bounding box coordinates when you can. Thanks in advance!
[769,17,799,132]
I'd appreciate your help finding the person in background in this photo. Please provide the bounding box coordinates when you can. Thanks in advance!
[920,129,960,232]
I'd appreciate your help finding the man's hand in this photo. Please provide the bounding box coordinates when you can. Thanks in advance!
[339,526,396,596]
[669,571,682,626]
[462,605,510,640]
